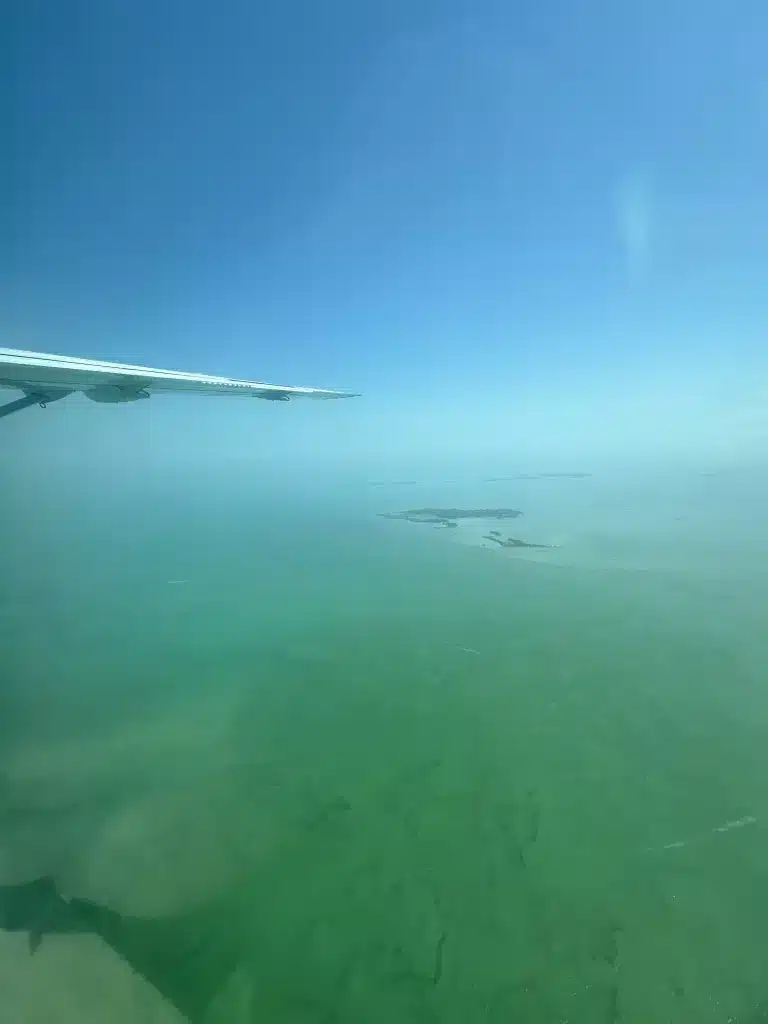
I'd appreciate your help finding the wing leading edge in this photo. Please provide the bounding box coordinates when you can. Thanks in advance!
[0,347,358,418]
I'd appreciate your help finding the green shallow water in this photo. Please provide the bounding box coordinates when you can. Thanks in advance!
[2,470,768,1022]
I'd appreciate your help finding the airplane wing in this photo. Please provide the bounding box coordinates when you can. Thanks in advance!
[0,347,358,419]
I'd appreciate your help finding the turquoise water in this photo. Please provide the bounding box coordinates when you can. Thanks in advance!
[2,466,768,1021]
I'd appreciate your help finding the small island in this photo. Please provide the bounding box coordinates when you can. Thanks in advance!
[379,507,523,526]
[483,534,552,550]
[484,472,591,482]
[379,507,554,552]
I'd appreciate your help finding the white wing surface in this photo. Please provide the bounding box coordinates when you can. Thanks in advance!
[0,347,357,418]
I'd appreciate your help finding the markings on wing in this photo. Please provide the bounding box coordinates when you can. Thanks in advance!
[0,348,358,404]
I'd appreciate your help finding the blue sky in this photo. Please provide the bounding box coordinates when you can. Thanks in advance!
[5,0,768,468]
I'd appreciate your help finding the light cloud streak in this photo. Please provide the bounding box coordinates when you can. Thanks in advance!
[616,174,653,282]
